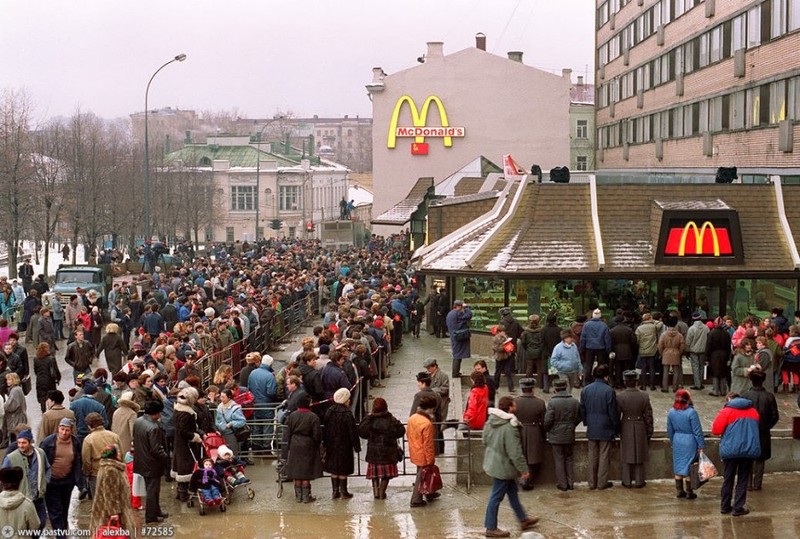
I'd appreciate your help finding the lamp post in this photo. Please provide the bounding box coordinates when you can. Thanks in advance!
[254,116,284,240]
[144,53,187,243]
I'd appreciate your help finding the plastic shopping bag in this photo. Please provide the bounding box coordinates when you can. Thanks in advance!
[698,452,718,482]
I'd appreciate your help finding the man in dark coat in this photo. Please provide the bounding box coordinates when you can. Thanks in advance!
[544,378,582,491]
[19,258,34,294]
[741,368,779,490]
[514,378,547,490]
[580,364,619,490]
[409,372,442,422]
[133,400,170,524]
[610,321,637,389]
[520,316,547,391]
[616,370,654,488]
[579,309,612,385]
[446,300,472,378]
[431,288,449,338]
[498,307,524,374]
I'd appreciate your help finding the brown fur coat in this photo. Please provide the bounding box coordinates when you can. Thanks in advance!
[89,458,136,534]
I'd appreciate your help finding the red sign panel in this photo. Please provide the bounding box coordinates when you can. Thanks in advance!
[663,221,733,256]
[411,142,429,155]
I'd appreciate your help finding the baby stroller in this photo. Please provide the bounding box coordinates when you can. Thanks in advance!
[187,434,227,515]
[205,432,255,505]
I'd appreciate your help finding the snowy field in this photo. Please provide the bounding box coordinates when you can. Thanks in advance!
[0,241,88,279]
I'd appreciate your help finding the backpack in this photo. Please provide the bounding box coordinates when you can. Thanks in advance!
[785,340,800,363]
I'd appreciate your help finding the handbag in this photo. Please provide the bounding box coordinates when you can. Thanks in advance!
[395,443,405,463]
[453,328,471,342]
[21,374,31,396]
[417,464,443,495]
[233,423,251,442]
[95,515,123,539]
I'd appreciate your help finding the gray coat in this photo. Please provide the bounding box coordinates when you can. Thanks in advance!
[544,391,582,445]
[616,388,654,464]
[285,409,323,480]
[514,394,547,465]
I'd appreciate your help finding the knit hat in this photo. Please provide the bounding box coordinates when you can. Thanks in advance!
[218,445,233,459]
[83,381,98,395]
[204,307,216,319]
[552,378,568,391]
[592,308,602,319]
[17,429,34,441]
[333,387,351,404]
[58,417,75,428]
[692,311,702,320]
[261,354,274,366]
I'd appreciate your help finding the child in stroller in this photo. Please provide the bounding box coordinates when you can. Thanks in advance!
[216,444,251,487]
[188,458,225,514]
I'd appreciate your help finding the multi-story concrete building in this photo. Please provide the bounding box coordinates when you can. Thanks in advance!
[368,36,572,234]
[595,0,800,180]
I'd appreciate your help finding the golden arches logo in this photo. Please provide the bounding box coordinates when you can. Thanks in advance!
[387,95,464,149]
[678,221,720,256]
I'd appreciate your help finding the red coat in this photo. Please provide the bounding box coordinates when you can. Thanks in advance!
[463,385,489,429]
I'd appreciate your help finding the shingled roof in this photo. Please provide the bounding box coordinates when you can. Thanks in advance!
[372,177,436,226]
[416,180,800,276]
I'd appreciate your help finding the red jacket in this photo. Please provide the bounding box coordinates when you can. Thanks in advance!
[463,385,489,429]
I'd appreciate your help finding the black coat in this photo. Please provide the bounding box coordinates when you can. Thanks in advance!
[322,403,360,475]
[132,415,169,478]
[706,327,731,378]
[741,387,779,460]
[514,394,547,464]
[541,322,563,358]
[285,409,323,480]
[33,354,60,401]
[544,392,582,445]
[358,411,406,465]
[610,323,637,362]
[172,404,202,481]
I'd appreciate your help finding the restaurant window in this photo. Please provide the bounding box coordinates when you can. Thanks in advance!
[454,276,506,331]
[727,279,797,323]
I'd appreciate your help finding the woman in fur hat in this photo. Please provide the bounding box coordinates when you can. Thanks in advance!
[89,444,135,536]
[172,387,203,502]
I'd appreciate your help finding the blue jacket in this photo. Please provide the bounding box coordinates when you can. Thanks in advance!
[550,341,581,373]
[142,311,165,335]
[580,318,612,352]
[711,397,761,460]
[70,395,108,437]
[248,364,277,404]
[580,380,619,441]
[391,298,409,318]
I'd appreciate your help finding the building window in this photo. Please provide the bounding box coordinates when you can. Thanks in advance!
[773,0,788,39]
[747,6,762,48]
[576,156,588,171]
[226,226,235,243]
[279,185,300,211]
[732,14,746,52]
[230,186,258,211]
[731,91,746,129]
[347,129,353,136]
[770,80,787,124]
[791,0,800,31]
[576,120,588,139]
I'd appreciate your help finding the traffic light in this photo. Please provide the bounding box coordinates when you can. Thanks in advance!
[270,219,282,231]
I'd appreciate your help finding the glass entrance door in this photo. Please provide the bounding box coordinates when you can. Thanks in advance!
[660,280,724,322]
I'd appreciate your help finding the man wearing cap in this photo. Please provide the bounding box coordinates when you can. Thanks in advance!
[133,400,170,524]
[2,429,49,530]
[40,418,83,536]
[544,378,582,491]
[81,412,121,497]
[579,309,612,386]
[616,370,654,488]
[410,372,442,423]
[446,299,473,378]
[70,381,108,444]
[423,358,450,454]
[514,379,547,490]
[580,364,620,490]
[550,330,582,393]
[38,391,76,442]
[685,311,710,391]
[176,350,200,383]
[0,466,40,534]
[248,354,278,449]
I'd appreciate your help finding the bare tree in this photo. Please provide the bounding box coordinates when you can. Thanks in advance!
[0,89,35,278]
[30,120,67,274]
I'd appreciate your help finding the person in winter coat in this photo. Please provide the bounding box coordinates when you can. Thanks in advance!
[65,329,95,383]
[322,388,360,499]
[550,330,582,392]
[133,400,170,525]
[514,378,546,491]
[407,395,437,508]
[711,392,761,516]
[214,389,247,457]
[616,370,654,488]
[0,467,40,535]
[741,368,779,491]
[40,418,83,536]
[89,445,136,536]
[285,393,323,503]
[520,315,547,391]
[753,336,775,394]
[731,339,756,395]
[462,371,490,430]
[580,364,619,490]
[247,354,278,448]
[38,308,57,353]
[2,429,49,530]
[609,318,637,389]
[409,297,424,338]
[4,373,28,443]
[544,377,582,491]
[358,397,406,500]
[498,307,524,374]
[685,312,710,390]
[667,389,705,500]
[172,387,203,502]
[541,314,562,382]
[579,309,612,386]
[110,391,139,456]
[81,413,121,496]
[658,317,686,393]
[482,396,540,538]
[635,313,662,390]
[707,317,732,396]
[446,300,472,378]
[97,323,127,376]
[33,342,60,413]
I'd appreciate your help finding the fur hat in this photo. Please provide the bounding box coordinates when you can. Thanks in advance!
[120,391,134,403]
[261,354,274,366]
[177,387,199,406]
[333,387,351,404]
[592,308,602,319]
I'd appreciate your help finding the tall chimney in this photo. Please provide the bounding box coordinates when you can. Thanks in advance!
[427,42,444,60]
[562,68,573,81]
[507,51,523,63]
[475,32,486,51]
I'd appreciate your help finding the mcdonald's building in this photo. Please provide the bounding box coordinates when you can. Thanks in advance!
[412,174,800,339]
[367,38,573,236]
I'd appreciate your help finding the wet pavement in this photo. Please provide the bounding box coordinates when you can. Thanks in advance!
[18,329,800,538]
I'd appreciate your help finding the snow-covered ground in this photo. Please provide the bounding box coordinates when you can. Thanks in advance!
[0,241,87,279]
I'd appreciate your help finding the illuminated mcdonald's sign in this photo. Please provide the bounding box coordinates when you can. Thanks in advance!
[656,210,743,265]
[387,95,465,151]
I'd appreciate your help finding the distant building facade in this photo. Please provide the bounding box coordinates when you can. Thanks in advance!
[571,76,596,171]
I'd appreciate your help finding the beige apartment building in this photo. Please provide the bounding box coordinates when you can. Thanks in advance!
[596,0,800,180]
[368,37,571,233]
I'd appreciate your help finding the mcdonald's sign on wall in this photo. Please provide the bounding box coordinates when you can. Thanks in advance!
[387,95,465,154]
[655,210,744,265]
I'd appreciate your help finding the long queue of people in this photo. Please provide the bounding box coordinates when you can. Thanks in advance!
[0,235,429,537]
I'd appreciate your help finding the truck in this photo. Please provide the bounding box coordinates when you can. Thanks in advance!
[51,265,113,308]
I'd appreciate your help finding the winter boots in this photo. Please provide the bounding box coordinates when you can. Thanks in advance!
[176,482,189,502]
[331,477,353,499]
[331,477,341,499]
[372,479,381,499]
[301,486,316,503]
[676,479,686,498]
[294,486,303,503]
[676,478,696,500]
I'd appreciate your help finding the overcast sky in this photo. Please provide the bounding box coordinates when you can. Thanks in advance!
[1,0,594,121]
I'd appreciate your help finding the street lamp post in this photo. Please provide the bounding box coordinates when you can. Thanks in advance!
[254,116,284,241]
[144,53,187,243]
